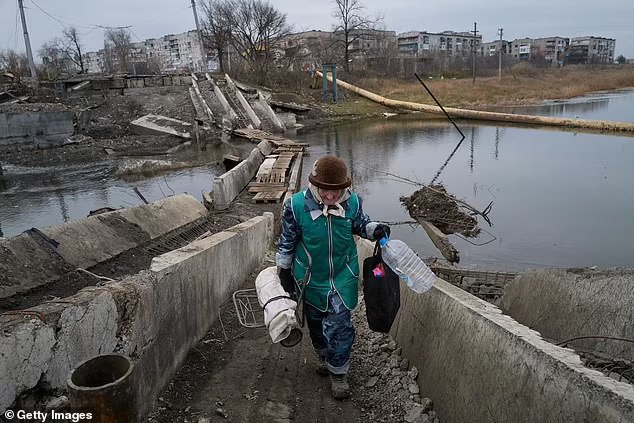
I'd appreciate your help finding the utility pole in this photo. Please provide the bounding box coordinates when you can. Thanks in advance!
[471,22,478,83]
[190,0,206,73]
[498,28,503,81]
[18,0,38,79]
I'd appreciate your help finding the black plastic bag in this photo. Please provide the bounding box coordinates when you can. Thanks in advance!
[362,241,401,333]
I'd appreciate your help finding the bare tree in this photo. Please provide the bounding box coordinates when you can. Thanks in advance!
[39,41,63,68]
[38,40,65,78]
[60,26,85,73]
[373,28,398,76]
[228,0,292,79]
[104,28,132,73]
[201,0,233,72]
[331,0,381,72]
[0,49,29,77]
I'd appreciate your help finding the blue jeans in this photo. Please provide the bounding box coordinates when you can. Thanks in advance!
[305,291,355,375]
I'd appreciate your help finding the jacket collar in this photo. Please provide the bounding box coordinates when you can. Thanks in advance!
[304,187,351,220]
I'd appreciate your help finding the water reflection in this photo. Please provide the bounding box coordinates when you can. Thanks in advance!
[297,114,634,271]
[507,89,634,123]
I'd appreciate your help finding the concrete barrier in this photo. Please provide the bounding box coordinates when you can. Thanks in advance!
[257,90,286,132]
[0,110,74,150]
[226,74,261,129]
[42,194,207,269]
[0,212,274,416]
[391,277,634,423]
[130,114,192,138]
[501,268,634,361]
[0,231,76,299]
[212,141,274,209]
[0,195,208,300]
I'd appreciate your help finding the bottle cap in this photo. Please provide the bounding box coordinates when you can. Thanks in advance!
[379,237,389,247]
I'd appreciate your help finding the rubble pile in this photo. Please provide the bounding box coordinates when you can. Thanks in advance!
[351,302,440,423]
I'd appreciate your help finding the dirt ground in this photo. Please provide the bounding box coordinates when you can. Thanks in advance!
[1,85,221,168]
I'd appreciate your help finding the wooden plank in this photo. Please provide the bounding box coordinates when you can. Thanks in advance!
[253,190,285,203]
[247,182,285,188]
[256,156,277,177]
[416,218,460,264]
[248,186,287,193]
[223,154,240,162]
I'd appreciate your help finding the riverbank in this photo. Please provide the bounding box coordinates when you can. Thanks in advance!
[269,64,634,130]
[2,65,633,170]
[348,64,634,109]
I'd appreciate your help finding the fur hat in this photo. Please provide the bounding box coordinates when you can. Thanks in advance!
[308,156,351,190]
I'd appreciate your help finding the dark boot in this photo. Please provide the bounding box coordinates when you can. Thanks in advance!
[315,360,328,376]
[329,372,350,400]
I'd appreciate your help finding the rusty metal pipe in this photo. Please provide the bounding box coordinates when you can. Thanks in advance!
[67,354,137,423]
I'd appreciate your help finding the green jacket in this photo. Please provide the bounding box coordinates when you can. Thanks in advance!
[289,190,364,311]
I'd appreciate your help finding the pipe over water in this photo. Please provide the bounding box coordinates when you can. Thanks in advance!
[316,71,634,134]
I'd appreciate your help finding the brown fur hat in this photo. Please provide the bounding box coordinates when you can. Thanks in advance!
[308,155,351,190]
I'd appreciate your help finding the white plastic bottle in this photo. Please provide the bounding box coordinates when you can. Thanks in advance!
[379,238,435,294]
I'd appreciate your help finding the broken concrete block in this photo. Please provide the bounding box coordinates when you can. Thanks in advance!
[130,114,191,138]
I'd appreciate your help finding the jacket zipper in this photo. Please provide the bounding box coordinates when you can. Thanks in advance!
[327,215,335,290]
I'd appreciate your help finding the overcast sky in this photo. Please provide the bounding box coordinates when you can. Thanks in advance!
[2,0,633,60]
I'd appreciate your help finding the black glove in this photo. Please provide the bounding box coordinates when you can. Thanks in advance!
[373,224,391,241]
[278,267,295,294]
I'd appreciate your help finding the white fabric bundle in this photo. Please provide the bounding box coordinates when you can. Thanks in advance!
[255,266,298,343]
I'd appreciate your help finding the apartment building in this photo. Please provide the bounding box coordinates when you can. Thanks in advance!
[83,51,105,74]
[144,31,206,73]
[532,36,568,65]
[82,30,206,74]
[480,40,509,57]
[568,36,616,64]
[509,38,533,61]
[344,29,397,56]
[397,31,482,58]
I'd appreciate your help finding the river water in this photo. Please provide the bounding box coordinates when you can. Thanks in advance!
[2,90,633,271]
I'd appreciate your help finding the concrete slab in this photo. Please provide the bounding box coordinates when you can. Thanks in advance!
[126,78,145,89]
[0,231,76,299]
[144,76,163,87]
[502,268,634,361]
[41,212,150,270]
[43,292,118,390]
[0,110,74,150]
[0,320,56,410]
[212,147,264,209]
[41,194,206,269]
[130,114,191,138]
[117,194,207,239]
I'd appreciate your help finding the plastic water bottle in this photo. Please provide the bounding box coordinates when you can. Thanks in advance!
[379,238,435,294]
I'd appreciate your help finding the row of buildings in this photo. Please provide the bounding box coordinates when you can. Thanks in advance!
[480,36,616,65]
[83,30,207,74]
[79,27,617,74]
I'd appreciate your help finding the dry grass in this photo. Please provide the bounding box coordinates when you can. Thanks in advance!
[353,65,634,109]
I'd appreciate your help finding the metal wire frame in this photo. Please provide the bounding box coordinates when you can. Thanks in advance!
[232,289,265,328]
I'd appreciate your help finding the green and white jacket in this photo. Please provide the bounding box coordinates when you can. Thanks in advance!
[276,188,380,311]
